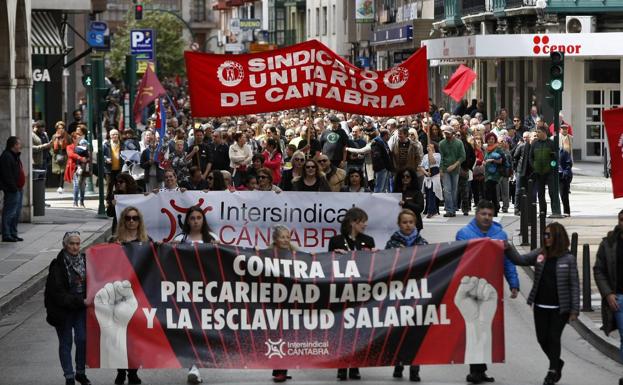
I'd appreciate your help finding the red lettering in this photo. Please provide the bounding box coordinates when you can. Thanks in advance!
[543,45,551,54]
[322,228,338,248]
[255,227,270,248]
[290,228,302,248]
[575,44,581,53]
[219,225,236,245]
[304,228,319,248]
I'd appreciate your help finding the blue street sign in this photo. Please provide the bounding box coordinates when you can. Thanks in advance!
[130,29,154,54]
[88,21,109,50]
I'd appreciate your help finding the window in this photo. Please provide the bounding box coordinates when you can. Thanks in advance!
[585,60,621,84]
[332,5,336,35]
[322,6,327,35]
[192,0,206,22]
[307,9,311,37]
[315,7,320,36]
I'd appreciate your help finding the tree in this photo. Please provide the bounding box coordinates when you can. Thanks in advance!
[108,1,186,81]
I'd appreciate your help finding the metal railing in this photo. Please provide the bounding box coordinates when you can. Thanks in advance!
[462,0,494,14]
[506,0,537,7]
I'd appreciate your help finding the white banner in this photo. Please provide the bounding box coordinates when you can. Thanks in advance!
[116,191,402,252]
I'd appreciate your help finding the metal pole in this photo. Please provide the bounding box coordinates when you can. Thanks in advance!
[527,179,535,225]
[550,92,563,217]
[539,211,547,248]
[520,192,529,246]
[92,56,107,217]
[85,73,94,193]
[530,202,538,250]
[570,232,578,258]
[125,55,137,130]
[581,244,593,312]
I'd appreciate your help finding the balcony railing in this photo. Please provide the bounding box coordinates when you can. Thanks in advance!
[462,0,494,15]
[505,0,537,7]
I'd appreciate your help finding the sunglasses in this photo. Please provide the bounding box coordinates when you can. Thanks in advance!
[293,158,305,161]
[258,175,270,179]
[125,215,140,222]
[305,165,317,169]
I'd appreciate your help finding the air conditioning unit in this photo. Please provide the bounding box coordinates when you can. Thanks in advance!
[566,16,595,34]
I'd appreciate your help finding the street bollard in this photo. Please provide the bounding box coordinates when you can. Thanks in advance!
[520,193,529,246]
[582,244,594,312]
[530,202,538,250]
[527,179,535,224]
[571,232,578,258]
[519,187,527,236]
[539,212,546,248]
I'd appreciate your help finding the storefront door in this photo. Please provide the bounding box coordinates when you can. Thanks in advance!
[583,86,620,161]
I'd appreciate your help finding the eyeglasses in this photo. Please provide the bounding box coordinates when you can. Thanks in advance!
[305,165,317,169]
[543,232,551,239]
[125,215,140,222]
[513,119,520,122]
[293,158,305,161]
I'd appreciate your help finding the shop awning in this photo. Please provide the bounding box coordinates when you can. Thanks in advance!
[31,12,66,55]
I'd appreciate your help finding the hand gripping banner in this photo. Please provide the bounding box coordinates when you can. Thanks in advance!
[86,239,505,368]
[184,39,429,117]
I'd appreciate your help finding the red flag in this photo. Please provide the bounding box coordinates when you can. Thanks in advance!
[443,64,477,102]
[184,39,429,117]
[133,65,166,123]
[603,108,623,198]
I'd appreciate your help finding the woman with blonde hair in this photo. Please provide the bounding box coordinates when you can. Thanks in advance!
[51,122,69,193]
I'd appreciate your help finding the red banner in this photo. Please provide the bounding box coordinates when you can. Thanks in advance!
[133,65,166,123]
[185,40,429,117]
[86,240,504,368]
[443,64,477,103]
[604,107,623,198]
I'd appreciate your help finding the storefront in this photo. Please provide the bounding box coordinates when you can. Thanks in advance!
[423,32,623,161]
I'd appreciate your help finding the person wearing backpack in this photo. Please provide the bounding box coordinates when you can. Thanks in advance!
[44,231,91,385]
[497,137,513,213]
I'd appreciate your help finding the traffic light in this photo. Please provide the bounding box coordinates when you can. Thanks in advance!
[549,51,564,93]
[81,64,93,88]
[135,4,143,20]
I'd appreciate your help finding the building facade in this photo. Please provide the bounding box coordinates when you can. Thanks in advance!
[424,0,623,162]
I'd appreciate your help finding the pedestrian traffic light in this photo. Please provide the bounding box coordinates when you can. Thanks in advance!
[135,4,143,20]
[81,64,93,88]
[549,51,564,93]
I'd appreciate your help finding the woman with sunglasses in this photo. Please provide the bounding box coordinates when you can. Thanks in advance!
[280,150,305,191]
[328,207,375,381]
[395,168,424,230]
[505,223,579,385]
[106,173,141,234]
[45,231,91,385]
[257,167,283,192]
[110,206,149,385]
[292,159,331,192]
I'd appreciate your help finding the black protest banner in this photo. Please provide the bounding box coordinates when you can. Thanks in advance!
[86,240,505,368]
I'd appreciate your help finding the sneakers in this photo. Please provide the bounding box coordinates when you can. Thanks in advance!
[543,370,556,385]
[57,187,64,194]
[75,373,91,385]
[188,365,203,384]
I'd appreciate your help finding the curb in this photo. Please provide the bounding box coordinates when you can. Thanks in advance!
[0,225,112,319]
[518,263,622,364]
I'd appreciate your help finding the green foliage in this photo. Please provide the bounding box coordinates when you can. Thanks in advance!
[108,1,186,81]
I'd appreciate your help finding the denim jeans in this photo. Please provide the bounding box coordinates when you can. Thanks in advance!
[441,171,459,214]
[73,173,86,205]
[55,310,86,379]
[614,295,623,362]
[374,169,391,193]
[2,189,23,238]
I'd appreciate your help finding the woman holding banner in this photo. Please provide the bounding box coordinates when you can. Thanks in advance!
[271,225,296,383]
[385,209,428,382]
[328,207,375,381]
[110,206,149,385]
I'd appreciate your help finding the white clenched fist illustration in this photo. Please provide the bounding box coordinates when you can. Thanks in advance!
[94,280,138,368]
[454,276,498,364]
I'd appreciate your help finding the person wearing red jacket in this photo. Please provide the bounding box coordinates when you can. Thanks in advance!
[65,132,88,207]
[262,138,283,185]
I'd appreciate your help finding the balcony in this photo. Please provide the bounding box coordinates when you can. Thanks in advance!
[462,0,493,15]
[547,0,623,12]
[434,0,444,21]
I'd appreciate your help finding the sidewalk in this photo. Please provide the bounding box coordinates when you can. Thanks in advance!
[0,196,111,318]
[571,161,612,193]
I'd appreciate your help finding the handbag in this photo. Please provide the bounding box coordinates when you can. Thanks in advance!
[55,153,66,163]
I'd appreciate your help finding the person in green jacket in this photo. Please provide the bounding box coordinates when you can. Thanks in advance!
[529,126,556,216]
[439,125,465,217]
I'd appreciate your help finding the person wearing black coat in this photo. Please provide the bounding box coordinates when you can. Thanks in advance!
[505,222,579,385]
[328,207,375,381]
[44,232,91,385]
[0,136,25,242]
[395,168,424,231]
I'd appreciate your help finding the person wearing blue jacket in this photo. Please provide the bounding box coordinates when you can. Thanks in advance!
[455,199,519,384]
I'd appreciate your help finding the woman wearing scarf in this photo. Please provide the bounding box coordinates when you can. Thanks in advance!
[420,143,442,219]
[385,209,428,382]
[44,231,91,385]
[483,132,504,216]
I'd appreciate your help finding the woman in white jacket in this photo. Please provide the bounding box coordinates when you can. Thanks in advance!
[228,132,253,187]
